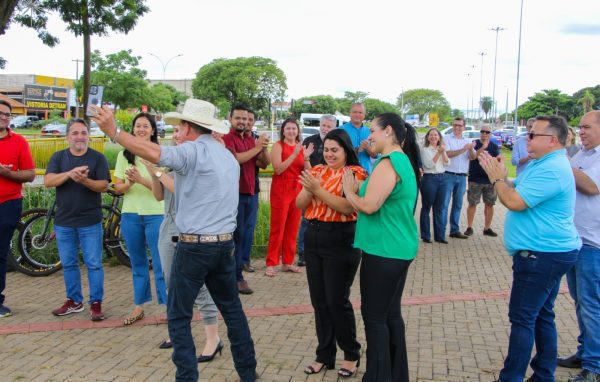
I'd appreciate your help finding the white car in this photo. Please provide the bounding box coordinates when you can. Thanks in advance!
[441,125,476,135]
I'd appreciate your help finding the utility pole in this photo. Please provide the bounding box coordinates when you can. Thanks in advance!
[470,64,476,124]
[477,52,486,122]
[490,26,506,122]
[466,73,471,121]
[515,0,524,126]
[72,58,83,118]
[505,87,509,124]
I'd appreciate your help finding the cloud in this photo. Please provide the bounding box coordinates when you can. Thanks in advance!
[561,24,600,35]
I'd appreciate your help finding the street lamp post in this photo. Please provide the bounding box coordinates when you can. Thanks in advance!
[490,26,506,122]
[515,0,524,126]
[470,64,476,123]
[477,52,487,122]
[149,53,183,80]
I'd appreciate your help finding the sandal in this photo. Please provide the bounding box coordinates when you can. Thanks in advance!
[304,362,334,375]
[281,265,301,273]
[265,267,277,277]
[123,310,145,326]
[338,359,360,378]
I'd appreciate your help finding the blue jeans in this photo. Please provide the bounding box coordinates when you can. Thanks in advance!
[297,214,308,254]
[499,249,578,382]
[566,244,600,374]
[168,240,256,382]
[120,213,167,306]
[241,193,259,265]
[55,223,104,304]
[0,198,22,305]
[420,173,449,241]
[234,194,254,282]
[443,173,467,234]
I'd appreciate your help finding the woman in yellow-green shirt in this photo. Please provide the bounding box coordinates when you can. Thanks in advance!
[342,113,421,382]
[114,113,166,326]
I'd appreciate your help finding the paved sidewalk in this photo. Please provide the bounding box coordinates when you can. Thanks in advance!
[0,203,582,381]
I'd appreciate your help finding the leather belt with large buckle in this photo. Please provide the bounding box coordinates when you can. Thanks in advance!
[177,233,233,243]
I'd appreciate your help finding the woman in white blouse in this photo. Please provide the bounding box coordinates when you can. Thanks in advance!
[419,128,450,244]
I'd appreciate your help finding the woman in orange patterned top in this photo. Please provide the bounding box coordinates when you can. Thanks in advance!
[296,129,367,378]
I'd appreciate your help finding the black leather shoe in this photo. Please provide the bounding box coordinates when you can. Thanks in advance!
[449,232,469,239]
[558,354,583,369]
[464,227,474,236]
[568,370,600,382]
[422,238,432,243]
[297,253,306,267]
[434,239,448,244]
[483,228,498,237]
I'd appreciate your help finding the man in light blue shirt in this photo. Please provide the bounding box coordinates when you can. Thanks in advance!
[511,118,535,176]
[558,110,600,382]
[341,103,376,173]
[479,115,581,382]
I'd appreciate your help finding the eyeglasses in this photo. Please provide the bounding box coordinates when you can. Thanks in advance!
[528,132,555,140]
[480,130,491,134]
[0,112,11,118]
[452,124,464,127]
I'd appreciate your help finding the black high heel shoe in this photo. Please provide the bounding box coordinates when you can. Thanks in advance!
[197,340,224,363]
[304,361,335,375]
[338,358,360,378]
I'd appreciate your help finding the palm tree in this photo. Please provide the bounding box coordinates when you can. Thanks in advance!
[580,90,595,114]
[481,96,493,121]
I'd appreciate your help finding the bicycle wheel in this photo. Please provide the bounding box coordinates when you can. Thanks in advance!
[103,208,131,267]
[18,212,63,276]
[8,209,53,276]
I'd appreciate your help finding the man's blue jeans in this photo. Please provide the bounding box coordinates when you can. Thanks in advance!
[499,249,578,382]
[241,193,259,266]
[54,223,104,304]
[168,239,256,382]
[420,173,449,241]
[566,244,600,374]
[0,198,22,306]
[297,214,308,254]
[120,213,167,305]
[443,173,467,234]
[234,194,254,281]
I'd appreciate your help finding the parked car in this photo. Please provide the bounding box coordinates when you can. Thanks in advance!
[301,127,320,141]
[463,131,481,142]
[10,115,41,129]
[40,121,67,136]
[156,120,167,138]
[441,125,476,135]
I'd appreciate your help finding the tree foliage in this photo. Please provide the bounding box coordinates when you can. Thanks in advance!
[292,95,338,115]
[192,57,287,118]
[7,1,149,120]
[362,98,398,120]
[481,96,493,120]
[579,90,596,114]
[335,90,369,114]
[517,89,577,121]
[397,89,451,121]
[146,83,187,113]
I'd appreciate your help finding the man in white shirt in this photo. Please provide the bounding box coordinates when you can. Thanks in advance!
[443,117,476,239]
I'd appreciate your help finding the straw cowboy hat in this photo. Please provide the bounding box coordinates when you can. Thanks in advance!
[163,99,228,134]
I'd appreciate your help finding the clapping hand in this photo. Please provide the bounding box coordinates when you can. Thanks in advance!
[125,166,143,184]
[256,133,270,149]
[478,151,507,182]
[299,170,320,193]
[304,142,315,159]
[69,166,89,183]
[437,144,446,153]
[342,169,358,196]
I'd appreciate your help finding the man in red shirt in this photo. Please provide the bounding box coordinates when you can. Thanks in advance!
[222,105,269,295]
[0,100,36,318]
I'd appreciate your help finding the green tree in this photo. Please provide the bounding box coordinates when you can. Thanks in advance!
[517,89,576,121]
[481,96,493,121]
[145,83,186,113]
[76,49,149,110]
[579,89,596,114]
[362,98,398,120]
[9,1,149,119]
[334,90,369,114]
[292,95,338,115]
[397,89,452,121]
[192,56,287,118]
[572,85,600,113]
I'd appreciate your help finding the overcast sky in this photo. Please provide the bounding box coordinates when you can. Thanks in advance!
[1,0,599,114]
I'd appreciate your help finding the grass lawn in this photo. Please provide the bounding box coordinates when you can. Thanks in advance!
[501,147,517,178]
[13,128,42,136]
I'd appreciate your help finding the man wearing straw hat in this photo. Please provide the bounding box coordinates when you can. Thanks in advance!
[92,99,257,381]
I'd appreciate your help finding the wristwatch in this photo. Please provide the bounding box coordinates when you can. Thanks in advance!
[155,171,163,179]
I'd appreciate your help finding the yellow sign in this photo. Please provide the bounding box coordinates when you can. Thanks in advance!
[35,75,75,88]
[25,100,67,110]
[429,113,439,127]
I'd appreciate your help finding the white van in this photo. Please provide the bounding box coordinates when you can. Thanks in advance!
[299,113,350,128]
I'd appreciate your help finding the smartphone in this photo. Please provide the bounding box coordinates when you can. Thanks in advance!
[85,85,104,117]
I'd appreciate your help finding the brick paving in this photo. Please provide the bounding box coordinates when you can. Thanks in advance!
[0,202,582,381]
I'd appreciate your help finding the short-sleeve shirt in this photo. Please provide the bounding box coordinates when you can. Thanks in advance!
[445,134,471,174]
[570,144,600,248]
[304,165,368,222]
[354,151,418,260]
[159,134,240,235]
[504,149,581,255]
[222,129,257,195]
[46,148,111,227]
[468,140,500,184]
[114,151,164,215]
[511,137,530,176]
[0,128,35,204]
[341,122,373,173]
[303,133,324,167]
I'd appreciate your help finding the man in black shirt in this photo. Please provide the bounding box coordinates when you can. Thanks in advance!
[45,119,111,321]
[296,114,337,265]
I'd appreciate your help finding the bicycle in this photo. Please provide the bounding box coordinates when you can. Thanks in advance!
[13,187,133,277]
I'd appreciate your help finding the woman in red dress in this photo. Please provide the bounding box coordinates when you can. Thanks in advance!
[265,117,313,277]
